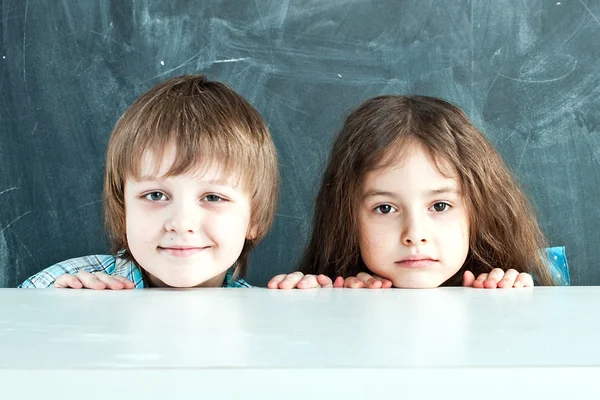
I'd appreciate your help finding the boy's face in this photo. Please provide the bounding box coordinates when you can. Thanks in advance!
[124,147,255,287]
[358,144,470,288]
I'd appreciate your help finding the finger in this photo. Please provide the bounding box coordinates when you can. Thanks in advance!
[297,274,320,289]
[462,270,475,287]
[332,276,345,288]
[473,273,488,289]
[483,268,505,289]
[356,272,374,285]
[366,279,382,289]
[514,272,534,288]
[356,272,384,288]
[497,269,519,288]
[94,272,126,290]
[316,274,333,288]
[54,274,83,289]
[111,275,135,289]
[370,274,393,289]
[381,279,393,288]
[373,275,393,289]
[75,271,107,290]
[486,268,505,284]
[344,277,365,289]
[365,274,392,289]
[278,271,305,289]
[267,274,287,289]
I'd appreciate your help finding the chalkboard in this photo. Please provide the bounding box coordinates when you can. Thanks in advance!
[1,0,599,287]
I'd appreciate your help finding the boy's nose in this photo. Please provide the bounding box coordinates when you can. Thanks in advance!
[165,204,201,233]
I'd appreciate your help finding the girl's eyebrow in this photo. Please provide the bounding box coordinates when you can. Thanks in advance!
[363,187,460,200]
[427,187,460,196]
[363,189,396,200]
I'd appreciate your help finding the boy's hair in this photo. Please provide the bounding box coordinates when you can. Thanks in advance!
[299,95,556,286]
[104,75,279,277]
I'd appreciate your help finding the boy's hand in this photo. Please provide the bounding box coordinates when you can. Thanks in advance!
[341,272,393,289]
[462,268,534,288]
[54,271,135,290]
[267,271,345,289]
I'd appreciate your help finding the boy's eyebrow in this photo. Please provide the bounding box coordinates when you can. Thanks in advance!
[134,176,237,187]
[204,179,238,188]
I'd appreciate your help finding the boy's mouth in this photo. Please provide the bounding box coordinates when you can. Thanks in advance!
[158,246,208,257]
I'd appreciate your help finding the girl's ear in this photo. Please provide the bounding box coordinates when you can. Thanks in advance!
[246,224,259,240]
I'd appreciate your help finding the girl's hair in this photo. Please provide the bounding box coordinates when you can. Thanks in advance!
[103,75,279,278]
[299,95,556,286]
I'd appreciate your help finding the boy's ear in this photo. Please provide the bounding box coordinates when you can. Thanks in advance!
[246,224,259,241]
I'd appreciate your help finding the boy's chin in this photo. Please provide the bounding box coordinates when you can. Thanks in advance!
[146,270,226,288]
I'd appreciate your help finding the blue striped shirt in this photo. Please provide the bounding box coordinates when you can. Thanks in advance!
[18,254,251,288]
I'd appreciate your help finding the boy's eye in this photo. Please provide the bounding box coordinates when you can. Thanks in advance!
[430,202,450,212]
[374,204,396,214]
[144,192,167,201]
[203,194,224,202]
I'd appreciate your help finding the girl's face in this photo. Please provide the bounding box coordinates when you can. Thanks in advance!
[124,146,256,287]
[358,144,470,288]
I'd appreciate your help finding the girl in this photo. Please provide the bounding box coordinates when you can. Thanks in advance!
[19,75,279,289]
[269,95,555,289]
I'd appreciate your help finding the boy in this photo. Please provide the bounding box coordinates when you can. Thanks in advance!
[20,75,278,289]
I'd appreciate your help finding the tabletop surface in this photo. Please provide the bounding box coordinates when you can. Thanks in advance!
[1,286,598,369]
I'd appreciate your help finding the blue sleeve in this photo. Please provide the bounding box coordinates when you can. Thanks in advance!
[18,255,117,288]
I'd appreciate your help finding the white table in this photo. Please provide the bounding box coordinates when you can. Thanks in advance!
[0,287,598,399]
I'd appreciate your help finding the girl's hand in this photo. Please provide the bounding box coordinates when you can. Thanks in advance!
[267,271,345,289]
[54,271,135,290]
[341,272,393,289]
[462,268,534,289]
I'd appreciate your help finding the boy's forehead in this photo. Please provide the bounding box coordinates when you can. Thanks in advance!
[135,148,244,187]
[138,147,177,176]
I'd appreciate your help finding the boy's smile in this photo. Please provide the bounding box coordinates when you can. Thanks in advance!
[159,246,209,257]
[124,146,255,288]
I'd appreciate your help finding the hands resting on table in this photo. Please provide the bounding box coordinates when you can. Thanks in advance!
[52,268,533,290]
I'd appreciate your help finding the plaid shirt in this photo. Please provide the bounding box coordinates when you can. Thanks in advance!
[18,254,251,288]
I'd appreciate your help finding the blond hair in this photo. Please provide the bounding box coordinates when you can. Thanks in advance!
[104,75,278,277]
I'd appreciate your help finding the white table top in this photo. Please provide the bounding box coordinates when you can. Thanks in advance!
[1,287,598,399]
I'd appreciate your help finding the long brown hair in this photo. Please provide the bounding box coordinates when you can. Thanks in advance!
[300,95,556,286]
[104,75,279,278]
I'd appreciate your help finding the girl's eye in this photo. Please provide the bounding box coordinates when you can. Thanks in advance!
[374,204,396,214]
[144,192,167,201]
[430,202,450,212]
[203,194,224,202]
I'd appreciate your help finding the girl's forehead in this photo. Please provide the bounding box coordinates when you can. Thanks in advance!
[376,143,457,180]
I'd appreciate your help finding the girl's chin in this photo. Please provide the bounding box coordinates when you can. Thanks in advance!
[390,276,445,289]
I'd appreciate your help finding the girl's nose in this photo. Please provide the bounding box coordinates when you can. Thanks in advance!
[401,213,429,245]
